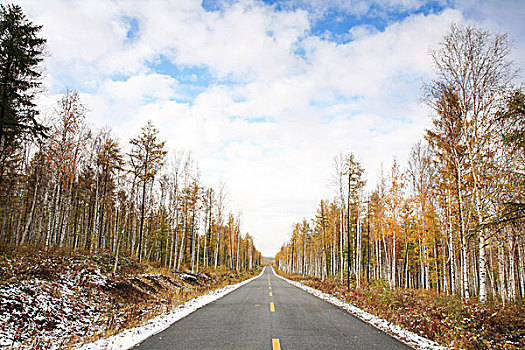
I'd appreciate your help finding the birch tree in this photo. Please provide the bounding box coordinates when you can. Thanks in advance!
[427,24,518,301]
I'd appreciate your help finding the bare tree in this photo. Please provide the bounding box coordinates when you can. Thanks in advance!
[214,179,228,269]
[332,153,347,286]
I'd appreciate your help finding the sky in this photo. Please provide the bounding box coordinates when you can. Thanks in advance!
[9,0,524,256]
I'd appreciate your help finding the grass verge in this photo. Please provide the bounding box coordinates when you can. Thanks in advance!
[277,272,525,350]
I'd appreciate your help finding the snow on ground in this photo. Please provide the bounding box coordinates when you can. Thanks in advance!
[272,268,448,350]
[77,267,267,350]
[0,261,117,349]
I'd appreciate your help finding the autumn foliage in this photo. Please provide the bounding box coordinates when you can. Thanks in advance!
[276,24,525,349]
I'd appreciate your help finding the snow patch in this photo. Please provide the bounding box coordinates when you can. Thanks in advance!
[77,267,267,350]
[272,268,448,350]
[0,277,101,349]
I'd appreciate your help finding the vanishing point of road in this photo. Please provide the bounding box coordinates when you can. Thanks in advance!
[134,267,412,350]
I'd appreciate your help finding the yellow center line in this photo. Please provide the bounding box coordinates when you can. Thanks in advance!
[270,302,275,312]
[269,292,272,296]
[269,286,271,290]
[272,338,281,350]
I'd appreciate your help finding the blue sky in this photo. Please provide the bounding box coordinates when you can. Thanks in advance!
[262,0,451,42]
[12,0,525,255]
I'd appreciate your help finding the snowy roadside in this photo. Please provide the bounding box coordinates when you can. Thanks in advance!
[77,267,266,350]
[272,268,448,350]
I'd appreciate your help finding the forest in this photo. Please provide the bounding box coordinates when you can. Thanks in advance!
[276,24,525,304]
[0,4,261,274]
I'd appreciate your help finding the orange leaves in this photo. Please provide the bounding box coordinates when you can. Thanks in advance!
[42,90,86,189]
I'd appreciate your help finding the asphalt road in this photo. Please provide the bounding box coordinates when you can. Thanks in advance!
[133,267,412,350]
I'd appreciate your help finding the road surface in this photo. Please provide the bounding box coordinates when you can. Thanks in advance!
[134,267,412,349]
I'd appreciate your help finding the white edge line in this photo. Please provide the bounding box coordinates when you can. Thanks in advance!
[77,267,267,350]
[271,268,448,350]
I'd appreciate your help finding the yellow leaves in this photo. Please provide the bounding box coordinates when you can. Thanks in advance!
[129,120,167,183]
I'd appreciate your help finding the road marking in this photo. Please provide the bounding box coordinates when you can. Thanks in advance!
[269,286,271,290]
[269,292,272,296]
[272,338,281,350]
[270,302,275,312]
